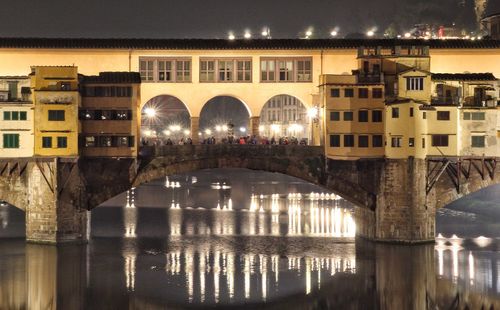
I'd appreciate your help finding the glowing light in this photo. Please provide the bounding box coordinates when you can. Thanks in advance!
[305,30,313,37]
[163,130,171,136]
[183,129,190,135]
[404,32,411,38]
[330,30,338,37]
[215,125,222,132]
[258,125,265,132]
[222,125,228,131]
[144,107,156,118]
[366,30,375,37]
[228,33,235,40]
[307,107,318,118]
[270,124,281,133]
[239,127,246,133]
[144,130,152,137]
[205,129,212,135]
[244,31,252,39]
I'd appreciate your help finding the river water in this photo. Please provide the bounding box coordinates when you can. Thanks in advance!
[0,168,499,309]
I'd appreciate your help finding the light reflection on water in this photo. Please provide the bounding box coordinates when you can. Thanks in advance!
[0,169,499,309]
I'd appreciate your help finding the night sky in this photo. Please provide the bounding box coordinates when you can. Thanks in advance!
[1,0,499,38]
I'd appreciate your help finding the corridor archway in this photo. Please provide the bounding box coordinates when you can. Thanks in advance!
[141,95,191,144]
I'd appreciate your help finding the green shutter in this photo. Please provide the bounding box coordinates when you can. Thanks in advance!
[3,111,10,120]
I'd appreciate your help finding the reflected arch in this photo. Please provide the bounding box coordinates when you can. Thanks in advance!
[141,95,192,144]
[199,96,251,140]
[259,94,311,141]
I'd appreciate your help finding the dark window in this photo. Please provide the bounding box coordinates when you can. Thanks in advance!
[358,135,369,147]
[61,82,71,90]
[392,107,399,118]
[42,137,52,148]
[330,135,340,147]
[372,110,383,122]
[330,111,340,121]
[343,111,354,121]
[463,112,471,120]
[372,135,383,147]
[99,136,112,147]
[391,137,402,147]
[406,77,424,91]
[432,135,449,147]
[3,111,10,120]
[330,88,340,97]
[358,88,369,98]
[358,110,368,122]
[3,134,19,148]
[372,88,383,98]
[410,107,414,117]
[344,135,355,147]
[85,136,96,147]
[423,112,426,119]
[422,138,426,148]
[11,111,19,120]
[471,136,485,148]
[344,88,354,97]
[437,111,450,121]
[48,110,65,121]
[57,137,67,148]
[20,111,27,120]
[471,112,485,121]
[409,137,415,147]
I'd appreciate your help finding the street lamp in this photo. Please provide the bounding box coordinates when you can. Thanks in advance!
[330,30,338,37]
[366,30,375,37]
[244,31,252,39]
[228,32,235,40]
[239,127,246,133]
[144,107,156,118]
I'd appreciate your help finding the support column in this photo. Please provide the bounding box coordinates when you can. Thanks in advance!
[190,117,200,144]
[26,158,87,244]
[375,158,435,243]
[249,116,260,137]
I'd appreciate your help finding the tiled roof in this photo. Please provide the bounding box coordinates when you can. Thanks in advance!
[431,73,497,81]
[0,38,499,50]
[81,72,141,84]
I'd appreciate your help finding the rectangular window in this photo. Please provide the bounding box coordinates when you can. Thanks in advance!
[19,111,27,120]
[358,135,369,147]
[176,60,191,82]
[392,107,399,118]
[358,110,368,122]
[330,88,340,98]
[236,60,252,82]
[3,134,19,148]
[11,111,19,120]
[406,77,424,91]
[278,60,294,81]
[471,136,485,148]
[372,135,383,147]
[330,135,340,147]
[42,137,52,148]
[372,88,383,98]
[409,137,415,147]
[471,112,485,121]
[423,112,427,119]
[330,111,340,121]
[344,135,355,147]
[260,60,275,81]
[57,137,67,148]
[139,60,154,81]
[200,60,216,82]
[358,88,369,98]
[296,59,312,81]
[48,110,65,121]
[3,111,10,120]
[410,107,414,117]
[218,60,234,82]
[431,135,449,147]
[391,137,402,148]
[372,110,383,122]
[463,112,471,120]
[437,111,450,121]
[343,111,353,121]
[344,88,354,97]
[158,60,174,81]
[85,136,96,147]
[422,138,426,148]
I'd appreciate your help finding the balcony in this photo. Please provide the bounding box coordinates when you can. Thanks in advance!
[431,96,460,106]
[356,72,384,84]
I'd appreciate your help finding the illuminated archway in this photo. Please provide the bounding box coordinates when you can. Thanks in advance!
[141,95,191,144]
[259,94,311,142]
[199,96,250,141]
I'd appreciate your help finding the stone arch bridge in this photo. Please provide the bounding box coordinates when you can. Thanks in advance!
[0,145,498,244]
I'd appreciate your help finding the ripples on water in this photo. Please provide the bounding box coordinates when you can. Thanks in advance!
[0,169,499,309]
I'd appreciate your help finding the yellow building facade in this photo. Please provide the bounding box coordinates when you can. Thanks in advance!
[31,66,80,157]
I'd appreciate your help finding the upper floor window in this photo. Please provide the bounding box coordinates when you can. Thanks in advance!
[3,111,27,121]
[48,110,65,121]
[437,111,450,121]
[82,86,132,97]
[3,134,19,148]
[471,136,485,148]
[139,58,191,82]
[344,88,354,98]
[358,88,369,98]
[260,58,312,82]
[330,88,340,98]
[431,135,449,147]
[372,88,383,99]
[392,107,399,118]
[372,110,383,122]
[406,77,424,91]
[200,59,251,83]
[463,112,485,121]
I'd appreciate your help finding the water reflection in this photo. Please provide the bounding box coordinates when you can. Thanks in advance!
[0,169,500,309]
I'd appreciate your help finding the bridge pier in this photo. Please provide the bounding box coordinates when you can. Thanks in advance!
[190,116,200,144]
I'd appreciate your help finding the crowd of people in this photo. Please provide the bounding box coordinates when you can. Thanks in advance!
[142,135,308,146]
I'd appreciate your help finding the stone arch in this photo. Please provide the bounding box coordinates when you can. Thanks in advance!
[258,94,312,141]
[199,94,253,117]
[141,95,192,143]
[198,96,252,139]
